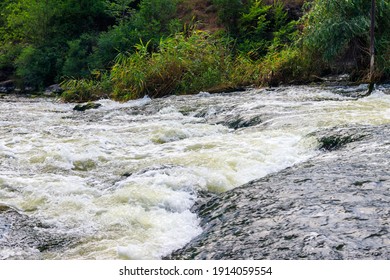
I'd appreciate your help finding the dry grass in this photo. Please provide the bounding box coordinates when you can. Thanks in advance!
[177,0,222,32]
[177,0,308,33]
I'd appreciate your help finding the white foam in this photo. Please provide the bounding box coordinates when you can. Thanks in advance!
[97,96,151,111]
[1,86,389,260]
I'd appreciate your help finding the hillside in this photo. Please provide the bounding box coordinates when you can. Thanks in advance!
[1,0,389,100]
[177,0,306,32]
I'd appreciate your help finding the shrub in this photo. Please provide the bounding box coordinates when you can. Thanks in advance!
[60,73,111,102]
[62,33,97,78]
[0,42,22,74]
[301,0,390,80]
[15,46,58,89]
[89,22,140,70]
[110,31,236,100]
[89,0,182,71]
[212,0,244,34]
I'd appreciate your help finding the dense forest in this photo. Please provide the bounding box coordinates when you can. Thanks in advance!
[0,0,389,101]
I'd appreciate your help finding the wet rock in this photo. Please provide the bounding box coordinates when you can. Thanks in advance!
[167,125,390,260]
[0,80,15,93]
[73,102,102,111]
[44,84,63,96]
[323,74,351,82]
[222,115,263,130]
[314,126,367,151]
[0,204,75,259]
[332,84,369,97]
[208,86,246,94]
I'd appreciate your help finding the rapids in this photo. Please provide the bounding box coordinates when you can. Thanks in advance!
[1,85,389,259]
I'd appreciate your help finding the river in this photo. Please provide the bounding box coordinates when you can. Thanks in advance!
[1,85,389,259]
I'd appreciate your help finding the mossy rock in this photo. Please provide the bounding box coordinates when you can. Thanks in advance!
[73,102,102,111]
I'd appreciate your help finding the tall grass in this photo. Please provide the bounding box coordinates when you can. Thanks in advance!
[110,30,252,101]
[60,72,112,102]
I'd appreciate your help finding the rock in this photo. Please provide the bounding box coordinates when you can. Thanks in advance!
[167,125,390,260]
[73,102,102,111]
[0,204,75,259]
[44,84,63,96]
[222,115,263,130]
[314,126,367,151]
[0,80,15,93]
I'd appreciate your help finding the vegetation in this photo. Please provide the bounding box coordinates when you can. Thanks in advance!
[302,0,390,81]
[0,0,389,101]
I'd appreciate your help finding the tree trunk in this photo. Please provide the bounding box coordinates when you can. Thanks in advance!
[368,0,376,94]
[367,0,376,94]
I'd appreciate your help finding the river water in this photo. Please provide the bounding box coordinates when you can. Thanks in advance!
[1,85,389,259]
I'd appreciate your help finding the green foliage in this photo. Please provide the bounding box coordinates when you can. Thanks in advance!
[0,42,22,70]
[212,0,243,34]
[237,0,272,59]
[302,0,390,80]
[0,0,112,86]
[137,0,178,32]
[61,73,112,102]
[57,0,112,38]
[3,0,61,45]
[62,34,97,78]
[15,46,58,88]
[110,31,237,100]
[227,54,259,87]
[374,1,390,77]
[257,46,306,86]
[5,0,386,98]
[90,0,181,70]
[303,0,370,62]
[213,0,298,61]
[105,0,136,23]
[239,0,271,37]
[89,23,137,70]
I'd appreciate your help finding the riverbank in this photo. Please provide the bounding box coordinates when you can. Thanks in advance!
[2,1,389,102]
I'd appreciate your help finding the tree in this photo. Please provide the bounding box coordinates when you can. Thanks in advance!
[368,0,375,92]
[303,0,390,81]
[0,0,114,87]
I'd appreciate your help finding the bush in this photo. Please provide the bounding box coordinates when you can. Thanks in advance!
[0,42,22,75]
[212,0,244,34]
[62,33,97,78]
[110,31,237,100]
[15,46,58,89]
[301,0,390,80]
[60,73,112,102]
[89,0,182,71]
[89,23,139,70]
[137,0,179,33]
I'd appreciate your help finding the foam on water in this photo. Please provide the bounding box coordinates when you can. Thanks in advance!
[1,87,389,259]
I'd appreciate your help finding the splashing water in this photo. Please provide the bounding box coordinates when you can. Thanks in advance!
[0,86,389,259]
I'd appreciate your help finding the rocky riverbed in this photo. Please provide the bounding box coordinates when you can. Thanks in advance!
[1,85,389,259]
[168,124,390,259]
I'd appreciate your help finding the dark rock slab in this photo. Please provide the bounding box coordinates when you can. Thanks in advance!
[219,115,263,130]
[0,80,15,93]
[0,204,75,260]
[44,84,63,96]
[167,125,390,260]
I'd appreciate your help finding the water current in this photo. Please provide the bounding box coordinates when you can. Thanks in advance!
[1,85,389,259]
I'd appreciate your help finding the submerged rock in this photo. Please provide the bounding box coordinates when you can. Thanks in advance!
[222,115,263,130]
[167,125,390,260]
[73,102,102,111]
